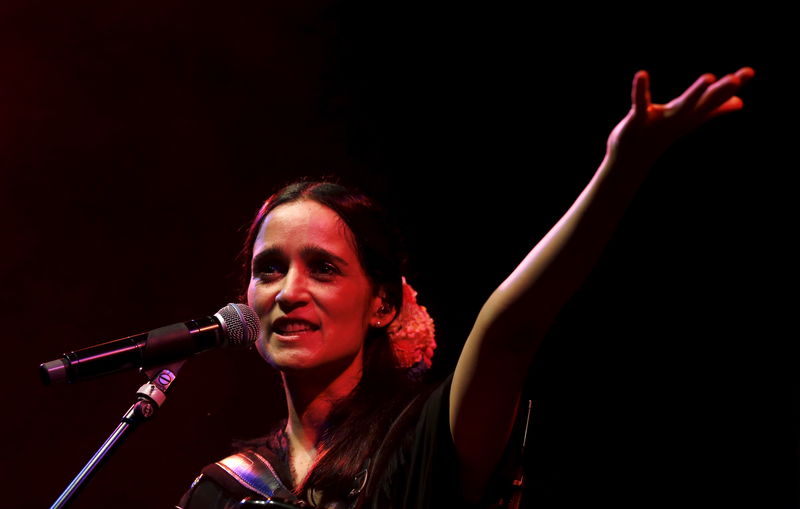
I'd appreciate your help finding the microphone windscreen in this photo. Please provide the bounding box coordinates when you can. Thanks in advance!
[216,303,259,347]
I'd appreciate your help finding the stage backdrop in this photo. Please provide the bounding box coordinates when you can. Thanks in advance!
[1,2,794,508]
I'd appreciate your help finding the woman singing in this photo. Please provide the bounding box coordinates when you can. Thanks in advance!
[178,67,754,508]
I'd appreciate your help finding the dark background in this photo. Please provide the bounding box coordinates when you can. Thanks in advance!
[1,2,795,508]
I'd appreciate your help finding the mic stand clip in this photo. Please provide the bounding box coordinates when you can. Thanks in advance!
[49,361,185,509]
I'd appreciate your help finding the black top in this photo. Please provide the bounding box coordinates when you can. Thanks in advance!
[177,375,514,509]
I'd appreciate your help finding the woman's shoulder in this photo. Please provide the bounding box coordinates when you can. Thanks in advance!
[366,373,523,508]
[177,441,299,509]
[361,373,459,506]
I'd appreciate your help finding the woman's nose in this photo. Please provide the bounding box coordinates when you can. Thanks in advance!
[275,268,309,309]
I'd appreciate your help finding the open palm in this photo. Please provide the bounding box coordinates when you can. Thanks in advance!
[608,67,755,166]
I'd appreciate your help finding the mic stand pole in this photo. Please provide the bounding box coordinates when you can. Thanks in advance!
[50,361,185,509]
[507,399,532,509]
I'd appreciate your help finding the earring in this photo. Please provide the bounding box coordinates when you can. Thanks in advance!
[376,320,382,327]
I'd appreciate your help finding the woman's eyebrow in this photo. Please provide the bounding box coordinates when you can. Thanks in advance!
[300,245,349,267]
[252,247,283,267]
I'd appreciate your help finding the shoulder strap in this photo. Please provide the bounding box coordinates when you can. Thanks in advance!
[214,449,298,502]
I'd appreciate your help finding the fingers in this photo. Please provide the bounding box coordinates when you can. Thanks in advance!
[631,70,651,119]
[669,73,716,112]
[735,66,756,86]
[700,67,753,118]
[652,67,754,119]
[707,96,744,119]
[696,72,743,117]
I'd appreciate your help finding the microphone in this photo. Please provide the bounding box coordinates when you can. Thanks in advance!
[39,303,260,385]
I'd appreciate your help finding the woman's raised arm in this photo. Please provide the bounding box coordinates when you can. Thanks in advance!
[449,67,755,501]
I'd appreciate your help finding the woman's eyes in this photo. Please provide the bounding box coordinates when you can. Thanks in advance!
[254,261,340,281]
[254,263,284,281]
[309,261,341,277]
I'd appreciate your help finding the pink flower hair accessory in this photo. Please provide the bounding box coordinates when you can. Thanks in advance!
[387,277,436,372]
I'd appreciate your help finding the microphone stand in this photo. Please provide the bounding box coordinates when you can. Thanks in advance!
[50,360,186,509]
[506,399,532,509]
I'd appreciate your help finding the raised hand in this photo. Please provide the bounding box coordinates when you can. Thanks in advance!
[607,67,755,167]
[450,66,754,501]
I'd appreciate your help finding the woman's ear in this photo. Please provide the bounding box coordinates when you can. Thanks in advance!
[370,291,397,328]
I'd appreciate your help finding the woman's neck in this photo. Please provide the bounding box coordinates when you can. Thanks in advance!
[280,352,364,484]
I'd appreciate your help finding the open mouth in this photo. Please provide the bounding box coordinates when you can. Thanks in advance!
[272,317,319,336]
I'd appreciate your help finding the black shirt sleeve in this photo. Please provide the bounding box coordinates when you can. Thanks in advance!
[177,473,240,509]
[366,373,468,509]
[368,373,521,509]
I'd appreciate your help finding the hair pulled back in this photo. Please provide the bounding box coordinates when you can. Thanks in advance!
[241,180,417,505]
[242,180,406,317]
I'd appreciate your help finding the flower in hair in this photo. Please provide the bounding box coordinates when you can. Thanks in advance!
[387,277,436,371]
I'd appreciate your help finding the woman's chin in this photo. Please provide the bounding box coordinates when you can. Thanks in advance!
[263,350,364,382]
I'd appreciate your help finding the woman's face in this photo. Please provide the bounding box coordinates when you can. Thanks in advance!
[247,200,384,375]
